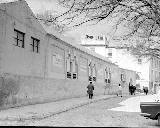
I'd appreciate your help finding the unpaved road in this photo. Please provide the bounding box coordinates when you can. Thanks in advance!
[0,95,159,127]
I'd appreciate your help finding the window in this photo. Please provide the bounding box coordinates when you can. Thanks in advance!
[88,61,96,81]
[88,61,92,81]
[138,58,142,64]
[67,72,72,78]
[108,52,112,57]
[108,49,112,57]
[105,67,111,83]
[72,56,78,79]
[121,73,126,82]
[155,71,158,82]
[73,73,77,79]
[151,70,154,81]
[100,36,103,40]
[109,68,111,81]
[66,53,71,79]
[66,52,78,79]
[151,58,154,68]
[14,29,25,48]
[31,37,40,53]
[92,64,96,81]
[154,58,156,68]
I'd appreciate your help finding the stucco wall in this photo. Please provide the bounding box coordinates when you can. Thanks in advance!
[1,1,47,77]
[118,68,136,95]
[0,10,6,74]
[0,1,137,109]
[0,73,110,108]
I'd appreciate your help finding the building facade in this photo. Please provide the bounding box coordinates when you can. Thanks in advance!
[0,0,136,109]
[149,57,160,93]
[81,34,160,93]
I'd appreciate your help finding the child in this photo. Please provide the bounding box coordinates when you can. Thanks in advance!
[117,84,122,97]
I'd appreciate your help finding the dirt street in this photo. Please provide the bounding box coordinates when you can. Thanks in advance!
[0,95,159,127]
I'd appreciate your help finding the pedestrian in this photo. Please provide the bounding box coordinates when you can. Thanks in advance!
[129,82,132,95]
[133,86,136,95]
[87,81,94,99]
[117,83,122,97]
[143,86,148,95]
[143,86,145,94]
[155,89,160,102]
[145,87,148,95]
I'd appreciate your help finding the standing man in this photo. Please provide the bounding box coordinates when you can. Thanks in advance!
[87,82,94,99]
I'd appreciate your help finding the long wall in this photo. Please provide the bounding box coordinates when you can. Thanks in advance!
[0,0,136,109]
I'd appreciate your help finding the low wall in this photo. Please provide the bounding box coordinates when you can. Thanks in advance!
[0,73,131,109]
[0,73,119,109]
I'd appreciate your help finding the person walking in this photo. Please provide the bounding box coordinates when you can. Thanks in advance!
[129,82,132,95]
[117,83,122,97]
[87,82,94,99]
[145,87,148,95]
[143,86,148,95]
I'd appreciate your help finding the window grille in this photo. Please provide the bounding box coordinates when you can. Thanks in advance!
[31,37,40,53]
[14,29,25,48]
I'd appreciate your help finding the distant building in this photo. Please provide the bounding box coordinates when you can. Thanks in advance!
[81,34,160,93]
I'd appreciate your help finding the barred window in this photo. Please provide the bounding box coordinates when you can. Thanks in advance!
[14,29,25,48]
[121,73,126,82]
[66,53,78,79]
[31,37,40,53]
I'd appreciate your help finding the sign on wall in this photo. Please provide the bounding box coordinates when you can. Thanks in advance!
[51,45,65,74]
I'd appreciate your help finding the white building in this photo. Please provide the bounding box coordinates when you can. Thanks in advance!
[81,34,160,92]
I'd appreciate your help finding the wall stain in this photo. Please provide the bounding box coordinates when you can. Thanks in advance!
[0,75,20,106]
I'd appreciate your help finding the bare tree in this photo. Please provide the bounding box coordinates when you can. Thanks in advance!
[36,10,69,34]
[38,0,160,58]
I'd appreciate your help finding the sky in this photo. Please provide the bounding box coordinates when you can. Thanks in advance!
[25,0,118,43]
[0,0,124,44]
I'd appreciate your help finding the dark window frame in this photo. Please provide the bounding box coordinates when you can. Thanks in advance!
[67,72,72,78]
[14,29,25,48]
[108,52,112,57]
[73,73,77,79]
[66,53,78,80]
[138,58,142,64]
[100,36,103,40]
[31,37,40,53]
[93,77,96,81]
[89,76,92,81]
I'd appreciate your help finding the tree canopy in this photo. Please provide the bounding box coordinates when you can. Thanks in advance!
[38,0,160,59]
